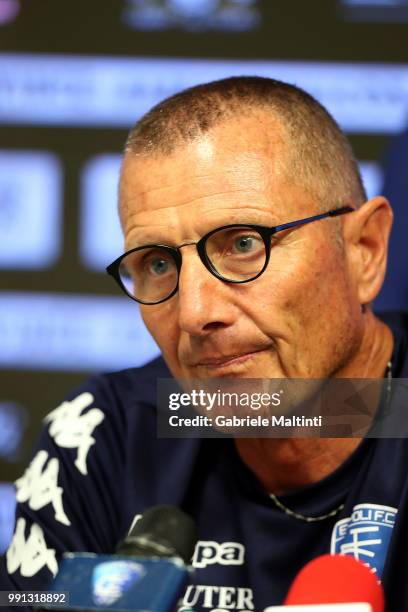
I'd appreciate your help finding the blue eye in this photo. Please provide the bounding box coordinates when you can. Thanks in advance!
[234,235,256,253]
[149,258,170,276]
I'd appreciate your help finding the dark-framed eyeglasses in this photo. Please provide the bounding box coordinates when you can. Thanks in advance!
[106,206,354,305]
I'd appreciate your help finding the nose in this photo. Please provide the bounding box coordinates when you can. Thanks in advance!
[176,246,236,336]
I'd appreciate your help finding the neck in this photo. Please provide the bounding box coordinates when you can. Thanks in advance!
[235,313,394,495]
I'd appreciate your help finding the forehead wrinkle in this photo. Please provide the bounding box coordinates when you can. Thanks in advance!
[123,166,251,195]
[122,187,264,218]
[127,199,276,228]
[120,157,271,215]
[121,165,259,199]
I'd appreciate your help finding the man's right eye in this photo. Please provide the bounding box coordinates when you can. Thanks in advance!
[148,258,172,276]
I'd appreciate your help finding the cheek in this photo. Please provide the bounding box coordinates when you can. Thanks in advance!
[283,249,358,362]
[252,242,352,333]
[140,306,179,356]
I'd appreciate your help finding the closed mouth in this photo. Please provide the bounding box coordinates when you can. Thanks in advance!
[192,348,268,368]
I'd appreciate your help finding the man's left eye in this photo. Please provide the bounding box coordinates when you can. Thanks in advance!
[231,234,264,254]
[234,236,255,252]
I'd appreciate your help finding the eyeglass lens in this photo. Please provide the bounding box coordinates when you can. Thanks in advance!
[118,226,267,303]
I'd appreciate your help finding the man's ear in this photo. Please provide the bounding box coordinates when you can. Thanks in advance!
[344,197,393,306]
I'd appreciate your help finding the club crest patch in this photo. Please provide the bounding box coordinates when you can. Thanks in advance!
[331,503,397,579]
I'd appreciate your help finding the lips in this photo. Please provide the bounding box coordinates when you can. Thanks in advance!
[187,347,269,368]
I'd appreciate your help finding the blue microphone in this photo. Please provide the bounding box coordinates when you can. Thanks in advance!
[38,505,197,612]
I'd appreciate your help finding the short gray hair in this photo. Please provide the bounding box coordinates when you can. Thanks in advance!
[125,76,366,212]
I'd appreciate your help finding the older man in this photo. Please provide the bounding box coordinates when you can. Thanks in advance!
[1,77,407,611]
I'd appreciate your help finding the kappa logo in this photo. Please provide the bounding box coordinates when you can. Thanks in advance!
[7,518,58,578]
[192,541,245,569]
[331,503,397,578]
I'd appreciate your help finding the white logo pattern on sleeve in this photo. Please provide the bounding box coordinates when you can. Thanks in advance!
[44,392,105,475]
[15,450,71,526]
[6,518,58,578]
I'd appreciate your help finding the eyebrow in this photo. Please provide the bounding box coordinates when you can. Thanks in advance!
[126,235,177,250]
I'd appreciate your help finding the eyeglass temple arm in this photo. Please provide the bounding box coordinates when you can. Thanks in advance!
[273,206,354,234]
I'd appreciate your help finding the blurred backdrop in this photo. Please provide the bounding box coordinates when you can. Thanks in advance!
[1,0,408,552]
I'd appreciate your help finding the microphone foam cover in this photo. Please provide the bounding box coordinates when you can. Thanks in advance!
[285,554,384,612]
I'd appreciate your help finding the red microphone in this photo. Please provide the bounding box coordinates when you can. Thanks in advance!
[264,554,384,611]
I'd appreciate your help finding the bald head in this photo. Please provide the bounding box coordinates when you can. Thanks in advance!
[125,76,366,212]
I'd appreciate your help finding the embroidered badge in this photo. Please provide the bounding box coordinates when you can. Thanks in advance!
[331,503,397,578]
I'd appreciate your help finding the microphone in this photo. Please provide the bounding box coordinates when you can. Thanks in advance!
[264,554,384,612]
[38,505,197,612]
